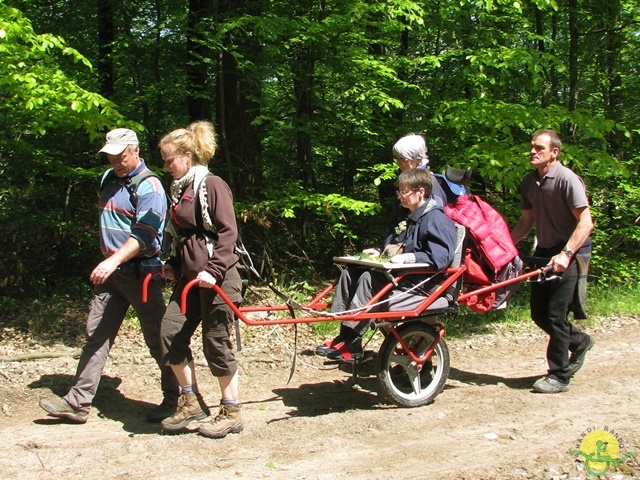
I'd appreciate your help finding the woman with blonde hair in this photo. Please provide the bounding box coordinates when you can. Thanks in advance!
[157,120,244,438]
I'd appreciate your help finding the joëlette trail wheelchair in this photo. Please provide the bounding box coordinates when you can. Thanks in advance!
[143,223,553,408]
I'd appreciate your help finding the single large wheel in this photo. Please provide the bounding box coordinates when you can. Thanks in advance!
[377,322,450,407]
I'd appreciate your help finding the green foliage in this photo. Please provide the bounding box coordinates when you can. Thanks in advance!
[587,282,640,318]
[0,1,139,296]
[2,0,640,300]
[0,2,128,137]
[588,163,640,284]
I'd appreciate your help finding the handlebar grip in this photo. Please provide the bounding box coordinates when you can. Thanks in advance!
[181,278,201,314]
[541,265,554,274]
[141,270,162,303]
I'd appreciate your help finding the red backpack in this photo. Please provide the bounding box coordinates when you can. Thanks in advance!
[445,194,518,273]
[445,194,522,312]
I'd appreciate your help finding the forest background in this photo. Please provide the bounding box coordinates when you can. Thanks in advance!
[1,0,639,328]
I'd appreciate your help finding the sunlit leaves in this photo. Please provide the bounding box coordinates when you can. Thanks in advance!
[0,2,123,137]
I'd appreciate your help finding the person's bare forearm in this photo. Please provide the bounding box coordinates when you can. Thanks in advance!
[510,210,535,244]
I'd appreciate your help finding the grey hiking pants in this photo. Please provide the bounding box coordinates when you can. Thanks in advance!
[332,267,387,336]
[64,268,180,411]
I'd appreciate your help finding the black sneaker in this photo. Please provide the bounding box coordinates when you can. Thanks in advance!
[40,397,88,424]
[315,336,344,357]
[568,335,595,375]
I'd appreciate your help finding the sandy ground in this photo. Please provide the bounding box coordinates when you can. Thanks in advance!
[1,314,639,480]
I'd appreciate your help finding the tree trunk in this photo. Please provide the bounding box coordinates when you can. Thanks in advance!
[291,49,316,191]
[567,0,579,116]
[97,0,115,98]
[601,0,624,155]
[214,0,263,199]
[187,0,213,122]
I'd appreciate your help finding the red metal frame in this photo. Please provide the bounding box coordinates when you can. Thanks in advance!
[143,264,551,326]
[142,264,551,370]
[386,322,446,366]
[179,266,466,324]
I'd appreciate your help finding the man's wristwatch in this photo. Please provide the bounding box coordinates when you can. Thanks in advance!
[563,248,574,258]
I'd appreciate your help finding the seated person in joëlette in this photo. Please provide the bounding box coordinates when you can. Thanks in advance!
[316,168,458,361]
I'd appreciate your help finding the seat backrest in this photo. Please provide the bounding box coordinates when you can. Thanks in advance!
[441,223,467,301]
[450,223,467,268]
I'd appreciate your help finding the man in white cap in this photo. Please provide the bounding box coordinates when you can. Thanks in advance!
[39,128,180,423]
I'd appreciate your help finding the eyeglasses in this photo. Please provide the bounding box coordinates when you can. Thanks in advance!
[396,189,419,198]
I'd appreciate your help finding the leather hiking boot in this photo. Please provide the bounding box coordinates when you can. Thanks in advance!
[147,401,178,423]
[568,335,595,376]
[160,393,207,432]
[532,376,569,394]
[198,404,243,439]
[39,396,88,424]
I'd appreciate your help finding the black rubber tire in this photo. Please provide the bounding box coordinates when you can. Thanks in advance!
[377,322,450,407]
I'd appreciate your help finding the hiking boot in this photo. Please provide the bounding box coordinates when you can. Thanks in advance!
[568,335,595,376]
[146,402,178,423]
[532,376,569,394]
[160,393,207,432]
[198,404,243,439]
[39,396,88,424]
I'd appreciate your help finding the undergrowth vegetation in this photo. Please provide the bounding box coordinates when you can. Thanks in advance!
[3,279,639,347]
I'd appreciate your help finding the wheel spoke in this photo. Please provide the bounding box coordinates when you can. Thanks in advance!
[407,366,422,396]
[389,353,412,367]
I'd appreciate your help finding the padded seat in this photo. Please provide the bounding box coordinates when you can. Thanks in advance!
[384,223,466,312]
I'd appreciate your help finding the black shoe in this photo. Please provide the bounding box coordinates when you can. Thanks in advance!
[315,336,344,357]
[326,336,363,362]
[147,402,178,423]
[568,335,595,375]
[40,397,88,424]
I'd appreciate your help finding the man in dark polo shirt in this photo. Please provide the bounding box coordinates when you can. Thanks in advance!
[510,129,595,394]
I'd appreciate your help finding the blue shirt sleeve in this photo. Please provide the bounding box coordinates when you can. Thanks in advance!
[130,175,167,256]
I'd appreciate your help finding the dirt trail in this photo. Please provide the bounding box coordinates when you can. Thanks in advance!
[1,316,639,480]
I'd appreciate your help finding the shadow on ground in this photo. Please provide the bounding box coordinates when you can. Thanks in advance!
[448,367,538,390]
[28,374,163,435]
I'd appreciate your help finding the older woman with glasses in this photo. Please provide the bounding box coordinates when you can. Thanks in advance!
[316,168,458,361]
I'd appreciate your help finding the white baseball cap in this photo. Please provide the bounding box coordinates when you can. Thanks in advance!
[99,128,139,155]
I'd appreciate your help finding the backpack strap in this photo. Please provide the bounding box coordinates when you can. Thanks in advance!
[99,168,117,192]
[193,172,214,234]
[194,173,262,281]
[100,168,160,208]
